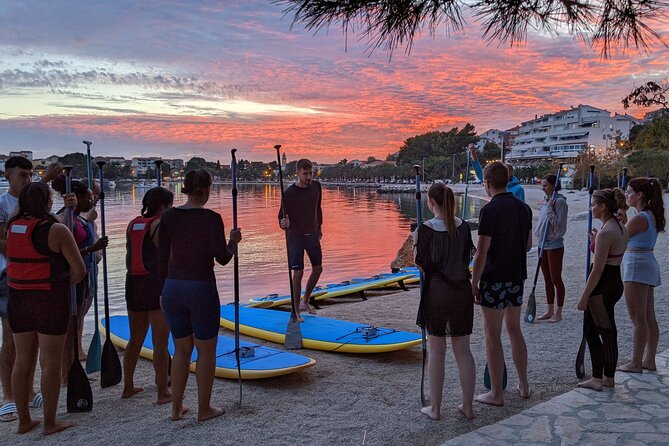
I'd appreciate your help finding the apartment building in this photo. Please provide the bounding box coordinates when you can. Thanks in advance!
[506,105,639,163]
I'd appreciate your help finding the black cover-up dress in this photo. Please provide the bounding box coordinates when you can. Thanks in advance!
[415,221,475,337]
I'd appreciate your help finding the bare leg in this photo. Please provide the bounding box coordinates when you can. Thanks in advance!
[12,332,40,434]
[170,336,193,421]
[643,287,659,371]
[291,269,304,322]
[38,333,73,435]
[476,307,505,406]
[537,254,554,320]
[149,310,172,404]
[193,336,224,421]
[451,336,475,419]
[302,265,322,314]
[122,310,149,398]
[547,249,565,322]
[617,282,647,373]
[1,317,16,405]
[420,335,445,420]
[505,306,530,398]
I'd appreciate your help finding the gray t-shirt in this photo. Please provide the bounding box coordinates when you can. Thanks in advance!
[0,192,19,272]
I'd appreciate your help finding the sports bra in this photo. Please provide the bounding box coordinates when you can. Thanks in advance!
[589,218,625,259]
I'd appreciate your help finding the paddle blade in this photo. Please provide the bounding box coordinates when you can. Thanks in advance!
[483,362,508,390]
[284,314,303,350]
[67,361,93,413]
[575,337,587,379]
[101,338,122,388]
[85,330,102,374]
[524,291,536,324]
[420,328,427,407]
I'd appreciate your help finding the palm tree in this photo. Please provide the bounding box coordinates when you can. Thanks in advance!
[278,1,667,57]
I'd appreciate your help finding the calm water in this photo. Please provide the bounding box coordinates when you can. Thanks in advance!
[53,183,484,319]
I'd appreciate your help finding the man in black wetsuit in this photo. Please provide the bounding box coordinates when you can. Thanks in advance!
[279,159,323,322]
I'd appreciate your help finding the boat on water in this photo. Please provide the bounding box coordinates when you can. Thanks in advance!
[0,179,9,188]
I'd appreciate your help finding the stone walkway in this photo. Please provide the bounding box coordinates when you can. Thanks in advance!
[444,349,669,445]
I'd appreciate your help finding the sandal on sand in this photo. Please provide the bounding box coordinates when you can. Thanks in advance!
[0,403,18,422]
[30,393,43,409]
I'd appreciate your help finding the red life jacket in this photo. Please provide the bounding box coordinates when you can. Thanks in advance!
[7,218,51,291]
[127,216,158,276]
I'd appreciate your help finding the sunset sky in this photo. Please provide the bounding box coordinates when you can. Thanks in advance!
[1,1,668,164]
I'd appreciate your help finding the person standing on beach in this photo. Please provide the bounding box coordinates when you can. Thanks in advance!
[535,174,568,322]
[278,159,323,322]
[471,162,532,406]
[123,187,173,404]
[52,176,108,386]
[0,157,63,422]
[7,182,86,435]
[159,169,241,421]
[617,178,665,373]
[415,183,476,420]
[469,145,525,202]
[577,188,629,391]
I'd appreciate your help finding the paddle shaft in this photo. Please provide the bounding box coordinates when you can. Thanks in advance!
[155,160,163,187]
[461,150,470,220]
[414,165,427,407]
[64,168,78,348]
[231,149,242,407]
[276,147,298,316]
[96,163,112,340]
[621,167,628,190]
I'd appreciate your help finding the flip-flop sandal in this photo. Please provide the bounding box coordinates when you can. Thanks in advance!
[29,393,44,408]
[0,402,18,422]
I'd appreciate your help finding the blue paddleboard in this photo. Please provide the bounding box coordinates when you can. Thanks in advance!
[101,315,315,379]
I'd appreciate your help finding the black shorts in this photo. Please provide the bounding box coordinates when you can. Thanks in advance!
[479,280,524,309]
[126,274,162,312]
[8,285,71,336]
[287,232,322,271]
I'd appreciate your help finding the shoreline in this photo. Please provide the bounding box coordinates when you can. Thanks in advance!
[1,187,667,445]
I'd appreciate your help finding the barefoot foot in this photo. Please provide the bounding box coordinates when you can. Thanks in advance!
[122,386,144,398]
[475,392,504,407]
[43,420,74,435]
[642,361,657,371]
[517,385,531,399]
[537,312,553,321]
[154,391,172,405]
[17,419,41,434]
[170,405,190,421]
[420,405,440,420]
[602,377,615,388]
[548,314,562,323]
[577,378,603,391]
[617,362,643,373]
[198,406,225,421]
[457,404,475,420]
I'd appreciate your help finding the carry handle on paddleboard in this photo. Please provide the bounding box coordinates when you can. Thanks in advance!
[231,148,242,407]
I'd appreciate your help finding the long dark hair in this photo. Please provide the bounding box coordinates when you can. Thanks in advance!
[428,182,456,237]
[7,182,58,226]
[628,177,666,232]
[182,169,212,195]
[141,187,174,217]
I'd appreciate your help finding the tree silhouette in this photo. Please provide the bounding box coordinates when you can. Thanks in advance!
[278,0,667,57]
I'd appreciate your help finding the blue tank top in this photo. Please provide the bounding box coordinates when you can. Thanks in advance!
[628,211,658,250]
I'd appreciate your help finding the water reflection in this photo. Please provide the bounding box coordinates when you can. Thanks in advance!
[60,183,485,318]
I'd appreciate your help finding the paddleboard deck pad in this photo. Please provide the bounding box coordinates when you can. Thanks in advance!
[219,305,421,353]
[101,315,315,379]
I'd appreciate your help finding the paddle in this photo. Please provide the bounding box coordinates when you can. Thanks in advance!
[96,160,122,387]
[413,165,428,407]
[461,149,470,220]
[576,164,595,379]
[621,167,628,189]
[83,140,101,374]
[64,165,94,413]
[154,159,163,187]
[524,163,565,324]
[276,145,302,350]
[231,148,243,407]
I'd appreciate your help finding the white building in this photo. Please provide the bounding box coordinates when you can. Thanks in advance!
[9,150,33,161]
[506,105,640,162]
[476,129,511,152]
[131,157,162,176]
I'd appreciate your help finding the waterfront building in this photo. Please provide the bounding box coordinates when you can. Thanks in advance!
[506,104,640,163]
[131,156,162,176]
[9,150,33,160]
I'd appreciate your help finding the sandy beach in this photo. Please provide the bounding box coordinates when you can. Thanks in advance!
[1,185,667,446]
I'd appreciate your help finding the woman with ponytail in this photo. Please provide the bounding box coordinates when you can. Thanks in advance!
[414,183,476,420]
[618,178,665,373]
[577,188,629,391]
[123,187,174,403]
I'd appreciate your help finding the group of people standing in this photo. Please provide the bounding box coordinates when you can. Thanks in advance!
[415,154,665,420]
[1,156,323,436]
